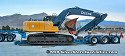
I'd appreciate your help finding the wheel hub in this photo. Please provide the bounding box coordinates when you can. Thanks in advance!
[113,37,118,43]
[92,38,97,43]
[102,37,108,43]
[8,36,13,41]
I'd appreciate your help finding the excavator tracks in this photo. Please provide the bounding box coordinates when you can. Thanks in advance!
[27,33,74,45]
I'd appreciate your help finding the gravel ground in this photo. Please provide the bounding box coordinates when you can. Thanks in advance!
[0,34,125,56]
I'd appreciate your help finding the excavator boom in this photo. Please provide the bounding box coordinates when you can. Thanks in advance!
[51,7,107,35]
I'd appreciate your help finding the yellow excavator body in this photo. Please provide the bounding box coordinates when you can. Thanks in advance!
[23,21,59,32]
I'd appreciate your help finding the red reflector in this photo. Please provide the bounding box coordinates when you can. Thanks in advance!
[120,32,124,38]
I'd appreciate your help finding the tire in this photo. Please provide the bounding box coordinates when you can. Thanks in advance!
[90,36,98,44]
[111,36,120,44]
[100,36,110,44]
[6,35,14,42]
[0,35,5,42]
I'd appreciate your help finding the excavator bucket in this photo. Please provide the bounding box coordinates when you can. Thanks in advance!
[65,18,78,35]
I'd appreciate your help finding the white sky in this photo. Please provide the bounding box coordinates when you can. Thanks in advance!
[0,0,125,22]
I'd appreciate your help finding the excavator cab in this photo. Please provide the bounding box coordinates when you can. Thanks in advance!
[43,16,56,21]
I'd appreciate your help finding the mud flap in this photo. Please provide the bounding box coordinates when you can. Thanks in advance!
[14,40,28,45]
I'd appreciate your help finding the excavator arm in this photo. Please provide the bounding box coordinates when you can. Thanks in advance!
[65,14,107,35]
[77,14,107,34]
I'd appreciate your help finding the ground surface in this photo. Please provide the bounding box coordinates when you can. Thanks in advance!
[0,34,125,56]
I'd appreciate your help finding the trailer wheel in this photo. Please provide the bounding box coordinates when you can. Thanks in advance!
[0,35,5,42]
[6,35,14,42]
[100,36,110,44]
[90,36,98,44]
[112,36,120,44]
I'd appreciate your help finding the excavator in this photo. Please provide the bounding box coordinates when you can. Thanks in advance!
[15,7,120,45]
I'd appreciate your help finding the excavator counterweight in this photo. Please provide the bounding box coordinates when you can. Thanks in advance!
[23,21,59,32]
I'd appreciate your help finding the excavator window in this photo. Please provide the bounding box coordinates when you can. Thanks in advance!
[43,16,56,21]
